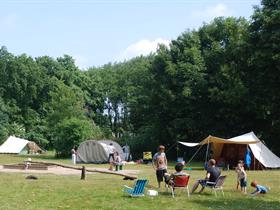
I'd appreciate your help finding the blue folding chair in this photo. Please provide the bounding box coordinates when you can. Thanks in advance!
[123,179,148,197]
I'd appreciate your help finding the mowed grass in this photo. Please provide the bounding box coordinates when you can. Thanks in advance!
[0,154,279,210]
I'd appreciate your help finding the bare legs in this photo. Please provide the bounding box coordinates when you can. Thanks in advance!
[191,180,205,194]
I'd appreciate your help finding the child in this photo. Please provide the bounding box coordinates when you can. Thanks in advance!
[235,160,247,193]
[71,146,78,165]
[114,152,123,171]
[164,162,187,186]
[250,181,269,196]
[152,145,168,188]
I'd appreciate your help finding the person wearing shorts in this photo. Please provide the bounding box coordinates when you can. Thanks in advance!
[152,145,168,188]
[191,159,221,194]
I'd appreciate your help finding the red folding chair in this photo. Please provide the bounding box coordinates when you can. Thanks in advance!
[168,175,190,198]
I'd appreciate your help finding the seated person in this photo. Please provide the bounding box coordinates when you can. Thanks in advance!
[250,181,269,196]
[164,162,187,186]
[191,159,221,194]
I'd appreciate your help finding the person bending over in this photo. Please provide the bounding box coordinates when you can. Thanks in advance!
[250,181,269,196]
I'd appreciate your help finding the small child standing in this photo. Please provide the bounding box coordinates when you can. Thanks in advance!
[250,181,269,196]
[235,160,247,193]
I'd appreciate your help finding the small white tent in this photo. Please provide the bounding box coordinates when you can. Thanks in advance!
[77,140,125,163]
[0,136,43,154]
[179,132,280,169]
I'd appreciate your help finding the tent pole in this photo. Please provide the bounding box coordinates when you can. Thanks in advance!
[176,142,178,161]
[165,142,177,155]
[259,141,264,170]
[205,139,210,163]
[186,144,204,165]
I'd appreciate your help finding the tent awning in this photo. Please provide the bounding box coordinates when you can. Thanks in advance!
[179,132,260,147]
[179,132,280,168]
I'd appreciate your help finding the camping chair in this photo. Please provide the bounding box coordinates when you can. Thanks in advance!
[167,175,190,198]
[205,175,227,197]
[123,179,148,197]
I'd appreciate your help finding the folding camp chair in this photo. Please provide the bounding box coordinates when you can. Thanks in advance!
[167,175,190,198]
[123,179,148,197]
[205,175,227,197]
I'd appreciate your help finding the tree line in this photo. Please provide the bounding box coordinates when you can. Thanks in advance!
[0,0,279,157]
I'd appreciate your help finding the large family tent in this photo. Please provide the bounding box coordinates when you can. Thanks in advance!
[0,136,43,154]
[179,132,280,169]
[77,140,125,163]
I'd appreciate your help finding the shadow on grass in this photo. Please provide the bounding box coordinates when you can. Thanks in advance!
[190,196,280,210]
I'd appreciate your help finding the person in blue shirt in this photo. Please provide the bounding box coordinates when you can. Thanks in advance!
[250,180,269,196]
[245,147,251,170]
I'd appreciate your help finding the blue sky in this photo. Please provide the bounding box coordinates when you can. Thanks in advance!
[0,0,260,69]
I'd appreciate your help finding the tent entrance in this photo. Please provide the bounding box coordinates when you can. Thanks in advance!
[218,144,247,169]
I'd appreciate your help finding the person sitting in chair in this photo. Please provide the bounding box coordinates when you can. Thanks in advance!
[191,159,221,194]
[164,162,187,186]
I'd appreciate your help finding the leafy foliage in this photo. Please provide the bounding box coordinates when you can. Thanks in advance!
[0,0,279,157]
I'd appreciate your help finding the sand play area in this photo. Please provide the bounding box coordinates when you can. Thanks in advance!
[0,164,139,177]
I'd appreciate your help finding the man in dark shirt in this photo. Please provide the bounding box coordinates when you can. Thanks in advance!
[191,159,221,194]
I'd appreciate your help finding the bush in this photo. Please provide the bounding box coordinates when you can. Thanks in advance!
[53,118,94,157]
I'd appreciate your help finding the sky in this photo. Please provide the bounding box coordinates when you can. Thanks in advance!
[0,0,261,69]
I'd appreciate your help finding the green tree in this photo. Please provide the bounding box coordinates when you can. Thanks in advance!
[54,118,93,156]
[246,0,280,152]
[47,81,98,156]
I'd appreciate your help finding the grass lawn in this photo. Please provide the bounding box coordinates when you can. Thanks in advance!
[0,153,279,210]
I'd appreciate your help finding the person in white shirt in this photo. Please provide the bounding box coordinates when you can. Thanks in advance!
[152,145,168,188]
[71,146,78,165]
[108,143,116,163]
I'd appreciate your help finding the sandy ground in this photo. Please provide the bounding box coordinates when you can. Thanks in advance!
[0,165,139,176]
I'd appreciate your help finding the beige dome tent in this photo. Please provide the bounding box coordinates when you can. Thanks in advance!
[77,140,125,163]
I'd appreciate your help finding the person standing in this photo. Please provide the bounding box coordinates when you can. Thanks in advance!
[152,145,168,188]
[245,147,251,170]
[71,146,78,165]
[122,144,130,161]
[108,143,116,163]
[235,160,247,193]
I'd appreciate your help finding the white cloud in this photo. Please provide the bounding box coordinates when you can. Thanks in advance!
[0,13,18,30]
[115,38,170,62]
[73,55,91,70]
[192,3,232,22]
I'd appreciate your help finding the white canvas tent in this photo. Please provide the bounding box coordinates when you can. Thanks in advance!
[77,140,125,163]
[0,136,43,154]
[179,132,280,168]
